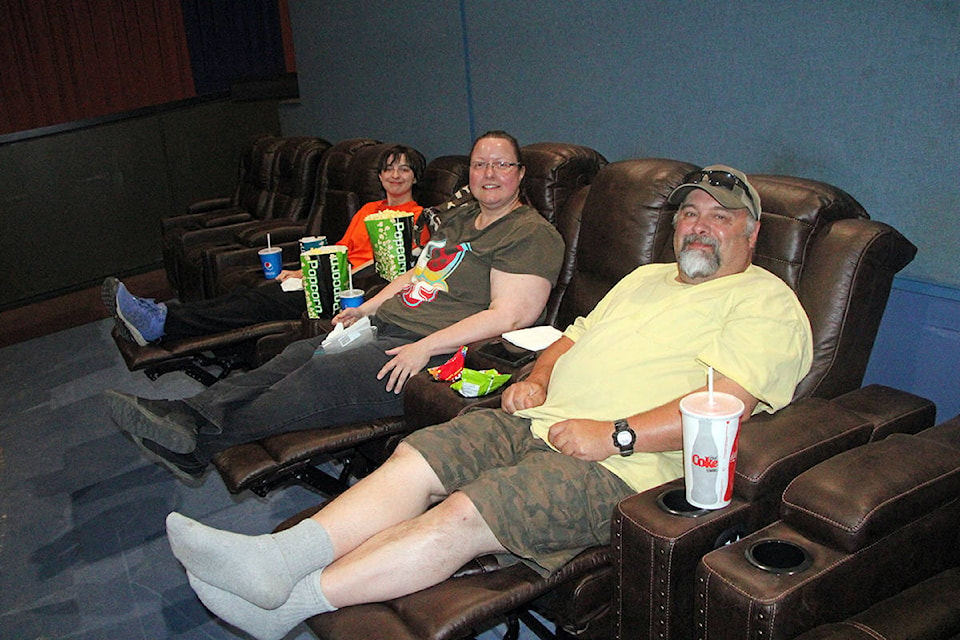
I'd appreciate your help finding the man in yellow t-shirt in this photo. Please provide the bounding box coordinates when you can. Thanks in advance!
[161,165,813,638]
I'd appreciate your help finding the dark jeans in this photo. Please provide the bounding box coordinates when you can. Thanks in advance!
[163,283,304,340]
[184,321,447,462]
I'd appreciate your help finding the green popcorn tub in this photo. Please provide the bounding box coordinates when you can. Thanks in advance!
[364,209,417,282]
[301,245,351,318]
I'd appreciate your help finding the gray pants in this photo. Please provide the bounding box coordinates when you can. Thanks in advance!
[185,321,445,461]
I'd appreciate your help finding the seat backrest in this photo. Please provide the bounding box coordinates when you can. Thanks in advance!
[519,142,609,227]
[258,137,331,221]
[511,143,607,324]
[301,138,382,239]
[553,158,696,330]
[743,176,915,400]
[234,135,285,215]
[417,155,470,208]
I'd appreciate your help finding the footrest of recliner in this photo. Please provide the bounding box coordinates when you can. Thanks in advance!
[303,545,611,640]
[211,416,408,496]
[143,355,229,386]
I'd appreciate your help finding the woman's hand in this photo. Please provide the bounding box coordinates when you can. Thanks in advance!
[275,269,303,282]
[377,340,433,394]
[331,305,367,328]
[501,380,547,414]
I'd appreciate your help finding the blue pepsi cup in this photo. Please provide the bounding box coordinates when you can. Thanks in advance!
[339,289,364,308]
[258,247,283,279]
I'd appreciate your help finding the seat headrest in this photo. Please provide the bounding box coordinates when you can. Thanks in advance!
[749,174,868,290]
[520,142,608,225]
[417,155,470,208]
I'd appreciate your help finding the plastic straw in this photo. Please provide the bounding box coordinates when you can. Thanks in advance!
[708,366,714,403]
[267,233,272,249]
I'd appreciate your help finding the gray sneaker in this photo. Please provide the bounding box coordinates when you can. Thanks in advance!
[127,434,207,485]
[105,390,200,453]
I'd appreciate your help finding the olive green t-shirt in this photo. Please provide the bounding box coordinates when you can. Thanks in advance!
[376,201,564,336]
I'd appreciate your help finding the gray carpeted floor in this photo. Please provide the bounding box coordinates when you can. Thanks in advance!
[0,318,539,639]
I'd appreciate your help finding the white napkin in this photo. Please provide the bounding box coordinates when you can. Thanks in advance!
[501,325,563,351]
[280,277,303,292]
[320,316,375,353]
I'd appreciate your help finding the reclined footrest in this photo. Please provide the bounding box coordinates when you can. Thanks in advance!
[143,352,244,386]
[244,453,360,498]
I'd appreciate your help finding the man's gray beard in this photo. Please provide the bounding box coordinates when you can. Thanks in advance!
[677,235,720,279]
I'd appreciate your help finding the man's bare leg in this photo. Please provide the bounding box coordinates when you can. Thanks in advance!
[168,443,446,608]
[322,489,506,607]
[185,487,505,640]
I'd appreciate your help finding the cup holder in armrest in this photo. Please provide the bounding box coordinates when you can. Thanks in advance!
[300,313,333,338]
[745,539,813,575]
[656,488,711,518]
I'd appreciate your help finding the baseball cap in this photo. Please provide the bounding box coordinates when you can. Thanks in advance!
[667,165,762,220]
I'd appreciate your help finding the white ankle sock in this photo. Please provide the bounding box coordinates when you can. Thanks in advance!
[188,569,336,640]
[167,511,333,609]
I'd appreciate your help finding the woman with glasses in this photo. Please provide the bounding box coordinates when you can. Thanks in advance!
[106,130,565,482]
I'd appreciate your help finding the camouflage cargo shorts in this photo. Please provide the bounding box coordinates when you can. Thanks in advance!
[404,408,632,575]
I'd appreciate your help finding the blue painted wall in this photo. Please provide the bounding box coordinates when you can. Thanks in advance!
[280,1,960,420]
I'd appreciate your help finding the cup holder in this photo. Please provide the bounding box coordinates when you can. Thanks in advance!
[745,539,813,575]
[300,313,331,338]
[656,488,711,518]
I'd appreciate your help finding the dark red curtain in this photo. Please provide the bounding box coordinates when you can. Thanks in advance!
[0,0,294,137]
[0,0,195,135]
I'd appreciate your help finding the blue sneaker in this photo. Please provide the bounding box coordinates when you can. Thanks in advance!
[111,279,167,345]
[101,277,134,343]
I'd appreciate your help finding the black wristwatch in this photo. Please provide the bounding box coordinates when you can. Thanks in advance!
[612,419,636,456]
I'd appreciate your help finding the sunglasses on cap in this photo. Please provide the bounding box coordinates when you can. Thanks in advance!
[681,169,752,199]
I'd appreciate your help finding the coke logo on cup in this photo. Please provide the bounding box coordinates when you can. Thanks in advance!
[692,454,719,469]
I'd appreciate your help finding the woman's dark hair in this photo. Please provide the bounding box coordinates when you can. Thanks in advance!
[472,130,523,165]
[379,144,426,183]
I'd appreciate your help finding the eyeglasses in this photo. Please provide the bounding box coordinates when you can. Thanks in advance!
[470,160,523,172]
[682,169,751,198]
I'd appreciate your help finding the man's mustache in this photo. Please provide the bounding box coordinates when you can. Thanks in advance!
[681,234,719,251]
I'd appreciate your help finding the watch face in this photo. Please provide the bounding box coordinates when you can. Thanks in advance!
[616,430,633,446]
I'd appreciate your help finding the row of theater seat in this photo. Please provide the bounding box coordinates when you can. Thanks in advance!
[142,136,960,639]
[161,136,471,302]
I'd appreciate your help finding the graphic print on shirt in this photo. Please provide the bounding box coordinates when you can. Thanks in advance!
[399,237,472,307]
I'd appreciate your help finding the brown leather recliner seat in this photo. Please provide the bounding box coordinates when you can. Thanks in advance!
[210,142,609,497]
[695,415,960,640]
[304,162,927,640]
[163,136,332,301]
[160,134,289,291]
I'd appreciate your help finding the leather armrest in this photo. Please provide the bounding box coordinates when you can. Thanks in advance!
[201,211,254,227]
[161,205,244,234]
[207,241,300,276]
[177,221,260,250]
[401,340,538,431]
[187,196,232,214]
[781,433,960,553]
[734,398,874,502]
[235,222,308,246]
[830,384,936,441]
